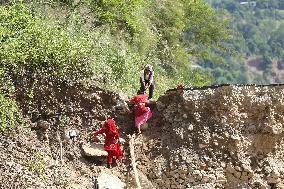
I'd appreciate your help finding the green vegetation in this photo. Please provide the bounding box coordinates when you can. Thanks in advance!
[24,152,48,180]
[0,0,231,130]
[0,68,21,132]
[0,93,21,132]
[202,0,284,84]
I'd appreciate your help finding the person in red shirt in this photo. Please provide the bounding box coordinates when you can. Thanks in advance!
[94,118,122,168]
[130,93,152,133]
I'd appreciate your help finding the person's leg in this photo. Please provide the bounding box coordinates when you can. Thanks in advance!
[107,151,113,168]
[114,144,123,166]
[148,83,154,99]
[140,78,145,94]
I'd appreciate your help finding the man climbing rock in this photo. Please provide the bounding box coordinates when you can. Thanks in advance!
[94,118,122,168]
[140,64,154,99]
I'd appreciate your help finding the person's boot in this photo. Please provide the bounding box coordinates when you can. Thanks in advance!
[106,163,112,169]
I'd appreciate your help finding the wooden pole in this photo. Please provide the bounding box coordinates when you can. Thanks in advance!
[129,135,142,189]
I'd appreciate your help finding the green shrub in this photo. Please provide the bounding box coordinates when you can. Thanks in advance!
[24,152,48,180]
[0,94,22,132]
[0,2,94,87]
[0,0,231,103]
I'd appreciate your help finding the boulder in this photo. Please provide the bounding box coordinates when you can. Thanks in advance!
[82,143,108,157]
[97,173,126,189]
[37,120,50,130]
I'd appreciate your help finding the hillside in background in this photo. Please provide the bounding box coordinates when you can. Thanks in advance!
[199,0,284,84]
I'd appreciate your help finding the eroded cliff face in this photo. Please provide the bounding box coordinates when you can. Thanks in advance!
[135,85,284,189]
[0,83,132,189]
[2,84,284,189]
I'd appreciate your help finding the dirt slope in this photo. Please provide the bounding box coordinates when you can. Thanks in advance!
[1,83,284,189]
[0,82,135,189]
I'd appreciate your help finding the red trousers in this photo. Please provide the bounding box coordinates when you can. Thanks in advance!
[107,150,121,164]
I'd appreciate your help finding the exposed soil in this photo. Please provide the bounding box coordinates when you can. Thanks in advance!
[1,83,284,189]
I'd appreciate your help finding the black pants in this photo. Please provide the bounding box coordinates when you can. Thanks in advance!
[140,78,154,99]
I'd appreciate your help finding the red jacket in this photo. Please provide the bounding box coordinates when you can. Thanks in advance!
[130,94,149,117]
[130,94,147,104]
[94,119,122,156]
[95,128,119,151]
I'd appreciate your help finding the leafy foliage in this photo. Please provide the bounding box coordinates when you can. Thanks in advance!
[204,0,284,84]
[0,69,21,132]
[0,0,231,130]
[0,3,94,83]
[24,152,48,180]
[0,93,21,132]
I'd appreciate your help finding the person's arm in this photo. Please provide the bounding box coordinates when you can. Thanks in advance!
[95,128,105,136]
[140,70,145,86]
[94,128,105,142]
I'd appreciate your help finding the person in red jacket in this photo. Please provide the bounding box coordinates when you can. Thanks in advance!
[94,118,122,168]
[130,93,152,133]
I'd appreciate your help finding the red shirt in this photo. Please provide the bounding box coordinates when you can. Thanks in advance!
[95,128,119,151]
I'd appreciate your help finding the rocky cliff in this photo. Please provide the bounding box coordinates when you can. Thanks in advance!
[135,84,284,189]
[1,84,284,189]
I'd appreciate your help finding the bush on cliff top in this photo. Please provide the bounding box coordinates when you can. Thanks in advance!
[0,1,231,130]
